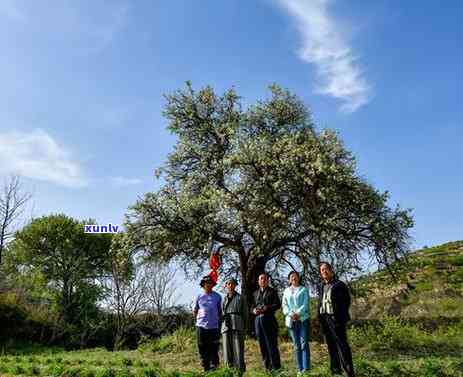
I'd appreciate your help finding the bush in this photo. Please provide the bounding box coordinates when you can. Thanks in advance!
[0,292,56,345]
[48,364,65,377]
[349,316,463,356]
[140,327,195,354]
[354,359,384,377]
[9,364,26,375]
[383,361,415,377]
[419,359,449,377]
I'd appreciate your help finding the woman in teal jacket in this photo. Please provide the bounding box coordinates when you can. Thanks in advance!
[282,271,311,374]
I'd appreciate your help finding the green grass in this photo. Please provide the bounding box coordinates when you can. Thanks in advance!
[0,319,462,377]
[2,241,463,376]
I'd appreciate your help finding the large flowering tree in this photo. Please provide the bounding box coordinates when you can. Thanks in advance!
[127,83,413,305]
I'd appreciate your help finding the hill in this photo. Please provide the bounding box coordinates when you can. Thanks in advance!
[351,240,463,319]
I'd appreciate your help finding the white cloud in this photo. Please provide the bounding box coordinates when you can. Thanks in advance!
[0,129,87,188]
[277,0,371,112]
[109,176,142,187]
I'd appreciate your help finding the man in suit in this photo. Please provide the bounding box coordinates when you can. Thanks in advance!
[251,272,281,371]
[318,262,355,377]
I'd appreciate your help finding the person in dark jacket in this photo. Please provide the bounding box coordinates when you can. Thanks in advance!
[318,262,355,377]
[221,277,248,373]
[251,272,281,371]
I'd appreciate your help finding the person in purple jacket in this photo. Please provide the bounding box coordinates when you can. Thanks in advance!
[193,275,222,371]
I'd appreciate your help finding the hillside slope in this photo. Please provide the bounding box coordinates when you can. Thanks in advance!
[351,240,463,319]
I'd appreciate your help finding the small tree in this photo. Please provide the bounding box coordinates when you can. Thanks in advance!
[145,262,180,316]
[106,233,149,349]
[105,233,181,348]
[10,214,112,324]
[0,175,31,265]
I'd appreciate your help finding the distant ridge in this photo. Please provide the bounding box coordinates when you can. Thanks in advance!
[351,241,463,319]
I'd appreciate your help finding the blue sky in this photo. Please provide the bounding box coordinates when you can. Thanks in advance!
[1,0,462,303]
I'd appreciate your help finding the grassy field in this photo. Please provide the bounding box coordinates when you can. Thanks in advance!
[1,321,462,377]
[2,241,463,376]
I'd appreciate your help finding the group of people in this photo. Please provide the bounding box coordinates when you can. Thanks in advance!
[193,262,355,377]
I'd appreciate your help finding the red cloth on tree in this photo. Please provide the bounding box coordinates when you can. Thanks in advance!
[209,252,220,270]
[208,251,220,285]
[208,270,219,284]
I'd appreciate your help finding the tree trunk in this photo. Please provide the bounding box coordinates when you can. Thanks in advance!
[241,255,267,336]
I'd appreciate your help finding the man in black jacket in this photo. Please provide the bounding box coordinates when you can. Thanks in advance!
[318,262,355,377]
[251,273,281,371]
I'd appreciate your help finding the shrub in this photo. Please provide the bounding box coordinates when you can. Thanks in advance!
[48,364,65,377]
[348,316,457,355]
[10,364,26,375]
[0,364,9,374]
[447,255,463,266]
[141,327,195,354]
[419,359,449,377]
[354,359,384,377]
[383,361,415,377]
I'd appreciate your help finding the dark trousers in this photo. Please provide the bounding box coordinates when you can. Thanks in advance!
[320,315,355,377]
[196,327,220,371]
[255,314,281,371]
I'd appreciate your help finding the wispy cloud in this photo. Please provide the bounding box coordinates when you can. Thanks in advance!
[0,129,87,188]
[277,0,371,112]
[108,176,142,187]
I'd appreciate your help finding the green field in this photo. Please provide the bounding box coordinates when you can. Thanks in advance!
[2,242,463,377]
[1,319,462,377]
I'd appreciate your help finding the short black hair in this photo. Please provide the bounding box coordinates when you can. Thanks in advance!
[287,270,300,280]
[258,272,270,280]
[319,261,335,275]
[287,270,302,286]
[199,275,214,287]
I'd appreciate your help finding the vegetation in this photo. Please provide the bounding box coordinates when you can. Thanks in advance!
[0,318,461,376]
[351,240,463,319]
[1,241,462,376]
[5,214,112,325]
[0,175,32,266]
[3,85,463,375]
